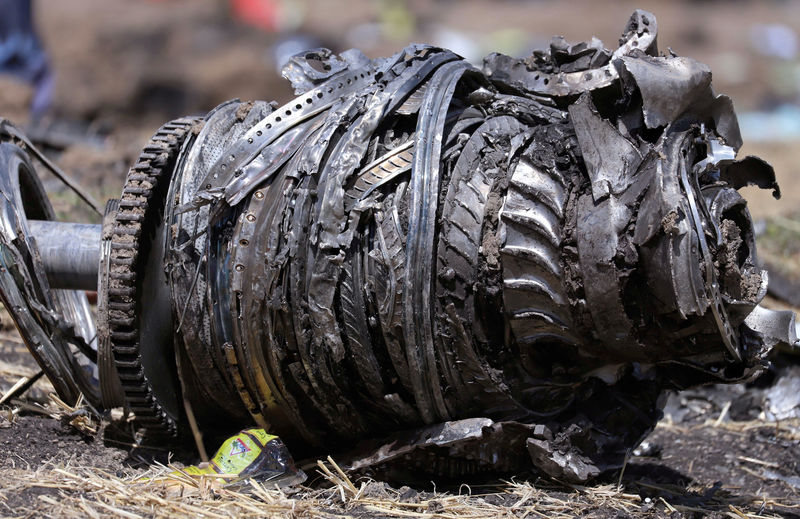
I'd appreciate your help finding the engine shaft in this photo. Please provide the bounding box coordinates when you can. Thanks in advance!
[28,220,100,291]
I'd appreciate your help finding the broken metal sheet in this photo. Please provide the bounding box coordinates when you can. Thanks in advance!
[619,53,712,129]
[315,47,461,251]
[281,47,370,95]
[341,418,579,481]
[618,53,744,150]
[633,138,709,321]
[576,194,640,357]
[192,45,460,209]
[720,155,781,199]
[744,305,799,349]
[191,58,377,206]
[708,94,743,150]
[568,93,642,200]
[482,9,657,97]
[550,36,611,73]
[764,365,800,420]
[694,136,736,175]
[223,117,325,206]
[680,154,741,361]
[340,371,665,483]
[345,418,495,472]
[527,436,601,483]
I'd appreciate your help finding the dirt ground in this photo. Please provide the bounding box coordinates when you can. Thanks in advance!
[1,1,800,517]
[0,390,799,517]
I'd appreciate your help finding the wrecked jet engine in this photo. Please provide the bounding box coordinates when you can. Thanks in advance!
[0,10,797,483]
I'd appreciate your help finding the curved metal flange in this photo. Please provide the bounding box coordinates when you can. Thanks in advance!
[679,154,741,361]
[0,136,99,406]
[404,60,472,423]
[97,198,126,409]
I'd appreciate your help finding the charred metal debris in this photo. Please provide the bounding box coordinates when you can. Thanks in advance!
[0,10,797,483]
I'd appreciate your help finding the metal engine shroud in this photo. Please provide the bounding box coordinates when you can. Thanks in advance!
[0,10,797,482]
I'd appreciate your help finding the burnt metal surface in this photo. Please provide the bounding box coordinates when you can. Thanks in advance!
[1,10,799,483]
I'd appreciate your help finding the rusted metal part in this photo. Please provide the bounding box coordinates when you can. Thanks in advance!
[1,10,798,483]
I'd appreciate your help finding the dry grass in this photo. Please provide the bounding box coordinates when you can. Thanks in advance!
[2,353,800,517]
[0,445,796,518]
[0,462,656,519]
[0,392,798,518]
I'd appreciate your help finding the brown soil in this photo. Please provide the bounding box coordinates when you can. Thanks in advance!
[0,410,798,517]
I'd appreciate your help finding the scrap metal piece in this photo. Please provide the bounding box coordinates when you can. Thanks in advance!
[343,141,414,211]
[744,305,799,349]
[192,63,376,206]
[720,155,781,198]
[568,93,642,201]
[694,136,736,176]
[618,53,743,149]
[281,48,370,95]
[1,11,797,483]
[620,53,712,129]
[482,9,657,98]
[680,152,741,361]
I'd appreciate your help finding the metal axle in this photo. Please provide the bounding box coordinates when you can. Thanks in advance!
[28,220,100,291]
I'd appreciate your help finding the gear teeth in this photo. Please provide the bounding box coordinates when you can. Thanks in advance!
[106,117,200,438]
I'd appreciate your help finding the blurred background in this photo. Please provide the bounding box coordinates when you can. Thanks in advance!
[0,0,798,298]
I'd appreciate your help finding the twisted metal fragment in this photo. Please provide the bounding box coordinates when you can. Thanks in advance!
[0,10,797,483]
